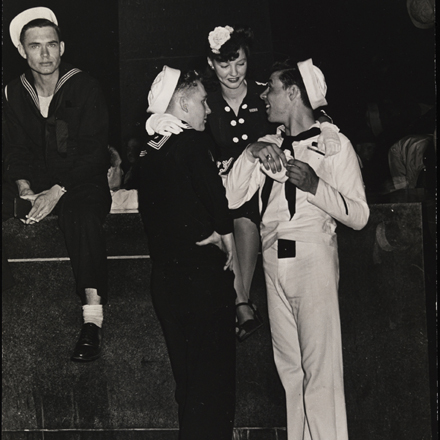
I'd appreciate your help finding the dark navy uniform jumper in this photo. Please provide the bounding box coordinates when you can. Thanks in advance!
[138,128,236,439]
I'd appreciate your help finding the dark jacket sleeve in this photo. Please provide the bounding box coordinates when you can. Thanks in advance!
[2,88,35,183]
[180,133,233,235]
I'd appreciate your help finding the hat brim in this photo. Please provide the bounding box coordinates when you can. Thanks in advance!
[10,7,58,48]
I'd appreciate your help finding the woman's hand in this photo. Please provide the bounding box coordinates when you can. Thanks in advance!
[145,113,187,136]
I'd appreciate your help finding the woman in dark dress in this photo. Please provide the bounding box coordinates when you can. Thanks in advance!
[203,26,273,341]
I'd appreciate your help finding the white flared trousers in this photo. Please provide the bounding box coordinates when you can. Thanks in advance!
[263,241,349,440]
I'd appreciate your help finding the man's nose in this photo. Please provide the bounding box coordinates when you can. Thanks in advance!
[260,88,268,100]
[205,103,211,115]
[41,45,49,57]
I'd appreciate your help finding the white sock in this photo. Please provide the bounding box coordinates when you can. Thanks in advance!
[82,305,103,328]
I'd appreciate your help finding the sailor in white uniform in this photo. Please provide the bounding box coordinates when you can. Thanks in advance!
[224,59,370,440]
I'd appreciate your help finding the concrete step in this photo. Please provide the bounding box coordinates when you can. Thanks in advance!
[2,202,436,439]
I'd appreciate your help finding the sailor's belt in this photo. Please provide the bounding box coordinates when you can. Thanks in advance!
[278,239,296,259]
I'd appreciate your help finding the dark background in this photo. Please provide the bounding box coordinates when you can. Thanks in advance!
[2,0,435,157]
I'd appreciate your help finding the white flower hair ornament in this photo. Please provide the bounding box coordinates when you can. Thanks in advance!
[208,26,234,54]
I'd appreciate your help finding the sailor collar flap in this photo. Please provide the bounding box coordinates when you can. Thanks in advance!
[19,63,82,109]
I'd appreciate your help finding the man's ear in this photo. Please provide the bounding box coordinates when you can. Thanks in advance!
[60,41,65,57]
[287,85,299,102]
[180,96,189,113]
[17,44,27,60]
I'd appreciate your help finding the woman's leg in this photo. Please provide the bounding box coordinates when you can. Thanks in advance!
[233,217,261,327]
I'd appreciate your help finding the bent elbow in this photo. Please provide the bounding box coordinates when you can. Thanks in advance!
[353,207,370,230]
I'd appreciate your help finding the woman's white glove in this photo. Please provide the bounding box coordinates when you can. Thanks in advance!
[145,113,187,136]
[318,122,341,156]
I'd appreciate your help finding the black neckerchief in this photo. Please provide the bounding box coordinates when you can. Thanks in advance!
[261,126,321,219]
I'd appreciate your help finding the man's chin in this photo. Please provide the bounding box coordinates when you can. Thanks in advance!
[267,112,283,125]
[194,122,207,132]
[32,66,58,76]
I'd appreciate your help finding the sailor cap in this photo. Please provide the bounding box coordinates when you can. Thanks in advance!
[297,58,328,110]
[147,66,181,114]
[10,7,58,48]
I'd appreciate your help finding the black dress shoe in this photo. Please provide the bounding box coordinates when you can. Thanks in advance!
[71,323,102,362]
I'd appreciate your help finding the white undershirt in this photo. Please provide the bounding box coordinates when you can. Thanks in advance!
[38,94,54,118]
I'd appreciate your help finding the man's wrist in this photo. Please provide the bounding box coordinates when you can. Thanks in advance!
[16,179,32,197]
[245,144,258,162]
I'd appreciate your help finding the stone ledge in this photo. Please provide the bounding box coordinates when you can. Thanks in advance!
[2,213,148,260]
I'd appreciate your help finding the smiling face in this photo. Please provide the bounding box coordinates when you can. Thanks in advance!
[184,80,211,131]
[208,47,248,91]
[18,26,64,77]
[260,71,292,125]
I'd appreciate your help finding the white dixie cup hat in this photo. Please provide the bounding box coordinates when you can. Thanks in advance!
[147,65,181,114]
[297,58,328,110]
[10,7,58,48]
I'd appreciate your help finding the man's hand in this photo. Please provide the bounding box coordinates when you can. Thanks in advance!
[21,185,65,225]
[247,142,287,174]
[286,159,319,195]
[196,231,234,271]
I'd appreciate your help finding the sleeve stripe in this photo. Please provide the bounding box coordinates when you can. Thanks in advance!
[339,192,348,215]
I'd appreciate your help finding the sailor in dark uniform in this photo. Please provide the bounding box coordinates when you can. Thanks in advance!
[138,66,236,440]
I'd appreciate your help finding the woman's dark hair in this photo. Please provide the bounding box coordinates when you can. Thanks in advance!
[207,25,254,63]
[20,19,62,44]
[202,25,253,91]
[271,60,312,109]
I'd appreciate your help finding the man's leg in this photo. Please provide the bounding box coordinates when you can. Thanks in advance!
[293,243,348,440]
[179,304,235,439]
[151,257,236,440]
[57,183,111,362]
[264,242,348,440]
[263,244,307,440]
[58,183,111,304]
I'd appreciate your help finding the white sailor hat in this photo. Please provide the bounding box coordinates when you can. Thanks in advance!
[147,66,181,114]
[10,7,58,48]
[297,58,328,110]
